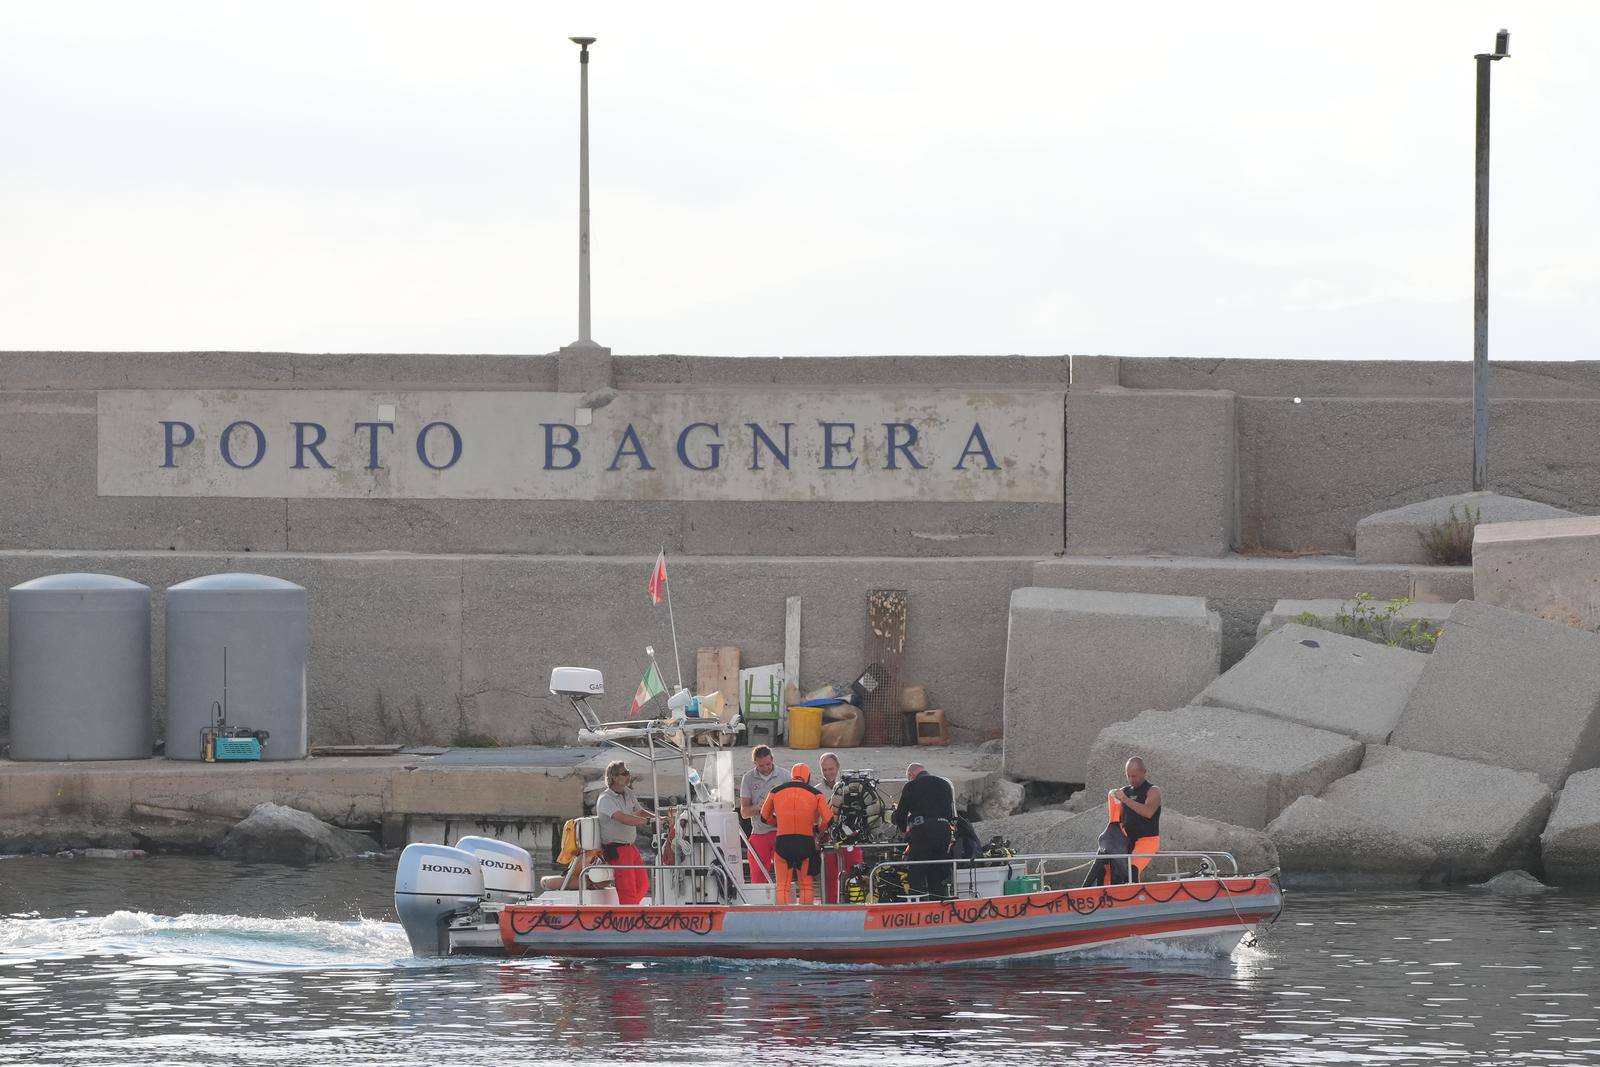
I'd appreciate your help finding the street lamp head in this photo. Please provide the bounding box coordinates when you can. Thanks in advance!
[1494,29,1509,57]
[570,36,596,48]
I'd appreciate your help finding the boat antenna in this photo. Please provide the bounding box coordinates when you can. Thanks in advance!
[661,545,685,690]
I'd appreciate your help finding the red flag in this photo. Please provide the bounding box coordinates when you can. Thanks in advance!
[648,551,667,606]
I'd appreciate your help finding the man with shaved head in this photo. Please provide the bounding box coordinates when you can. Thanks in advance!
[1112,756,1163,881]
[893,761,956,899]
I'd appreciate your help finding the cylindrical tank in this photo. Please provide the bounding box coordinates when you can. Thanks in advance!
[7,573,152,761]
[165,573,308,761]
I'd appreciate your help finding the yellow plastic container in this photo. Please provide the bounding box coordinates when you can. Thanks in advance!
[786,705,823,749]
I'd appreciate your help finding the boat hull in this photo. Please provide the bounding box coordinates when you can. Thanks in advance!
[459,876,1280,965]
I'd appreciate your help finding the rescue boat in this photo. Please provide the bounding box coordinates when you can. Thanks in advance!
[393,668,1281,965]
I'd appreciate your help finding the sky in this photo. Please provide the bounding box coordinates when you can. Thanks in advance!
[1,1,1594,359]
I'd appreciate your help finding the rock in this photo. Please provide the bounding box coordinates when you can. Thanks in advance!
[1255,598,1456,646]
[977,738,1004,755]
[1315,747,1553,881]
[1392,600,1600,787]
[0,821,141,854]
[971,777,1026,822]
[1086,705,1364,829]
[1541,767,1600,887]
[970,806,1278,878]
[1002,587,1221,784]
[1267,795,1439,881]
[1200,623,1426,744]
[1473,870,1553,895]
[1356,491,1574,565]
[80,848,148,860]
[215,803,378,864]
[1475,515,1600,631]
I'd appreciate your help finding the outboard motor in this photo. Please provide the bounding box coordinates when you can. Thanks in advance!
[394,843,484,957]
[454,836,535,902]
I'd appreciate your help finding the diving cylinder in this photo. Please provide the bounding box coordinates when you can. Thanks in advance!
[453,836,535,902]
[394,843,484,957]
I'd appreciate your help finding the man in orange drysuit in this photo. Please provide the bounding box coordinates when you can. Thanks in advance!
[760,763,835,905]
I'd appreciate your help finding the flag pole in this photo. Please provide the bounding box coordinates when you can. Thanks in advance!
[661,547,685,690]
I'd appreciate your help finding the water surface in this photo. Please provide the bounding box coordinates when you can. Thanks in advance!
[1,855,1595,1065]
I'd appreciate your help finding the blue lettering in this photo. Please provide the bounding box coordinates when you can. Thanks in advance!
[606,424,655,471]
[160,420,194,468]
[291,421,333,470]
[416,421,463,471]
[354,421,394,470]
[883,422,927,470]
[542,423,581,471]
[676,423,722,471]
[220,421,266,470]
[820,421,858,471]
[746,422,792,471]
[954,422,1000,471]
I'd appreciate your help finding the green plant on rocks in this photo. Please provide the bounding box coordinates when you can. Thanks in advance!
[1291,593,1444,653]
[1418,505,1480,566]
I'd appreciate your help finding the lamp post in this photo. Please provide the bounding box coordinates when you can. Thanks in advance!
[571,36,596,346]
[1472,29,1509,492]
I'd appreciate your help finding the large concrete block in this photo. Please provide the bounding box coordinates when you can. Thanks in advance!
[1198,623,1426,744]
[1475,515,1600,630]
[1065,387,1236,557]
[1540,767,1600,887]
[1267,795,1440,883]
[1085,706,1364,829]
[1392,600,1600,786]
[1316,747,1553,880]
[1357,491,1574,564]
[1255,598,1456,645]
[1033,556,1472,668]
[1001,588,1221,783]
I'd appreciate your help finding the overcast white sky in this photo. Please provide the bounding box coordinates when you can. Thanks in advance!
[1,2,1593,359]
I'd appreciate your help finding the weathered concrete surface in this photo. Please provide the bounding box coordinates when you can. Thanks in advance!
[1065,387,1236,557]
[1315,747,1554,881]
[1116,357,1600,399]
[1033,556,1472,667]
[970,806,1279,877]
[1475,515,1600,630]
[1086,706,1364,829]
[1267,795,1440,883]
[1256,598,1456,644]
[391,764,586,820]
[1237,396,1600,554]
[1357,491,1574,564]
[1392,600,1600,787]
[215,802,377,864]
[1198,624,1426,744]
[1541,767,1600,887]
[1002,588,1220,784]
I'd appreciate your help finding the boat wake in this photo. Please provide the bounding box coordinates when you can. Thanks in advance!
[0,910,416,970]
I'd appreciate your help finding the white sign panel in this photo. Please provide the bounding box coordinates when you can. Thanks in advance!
[96,389,1063,503]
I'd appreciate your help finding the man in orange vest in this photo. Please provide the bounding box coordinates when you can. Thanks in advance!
[760,763,834,905]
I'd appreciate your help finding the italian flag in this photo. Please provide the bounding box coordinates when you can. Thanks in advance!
[628,661,666,718]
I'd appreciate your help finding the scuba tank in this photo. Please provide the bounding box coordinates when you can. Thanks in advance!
[842,863,872,904]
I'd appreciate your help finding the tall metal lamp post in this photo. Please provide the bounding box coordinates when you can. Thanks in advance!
[1472,29,1510,491]
[571,36,597,347]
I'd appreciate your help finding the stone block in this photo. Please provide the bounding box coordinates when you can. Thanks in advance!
[556,342,613,393]
[1065,387,1236,557]
[1255,598,1456,646]
[1199,623,1426,744]
[1475,515,1600,630]
[1315,747,1553,880]
[1085,706,1364,829]
[1392,600,1600,786]
[1267,795,1439,883]
[1541,767,1600,887]
[1001,588,1221,783]
[1357,491,1574,564]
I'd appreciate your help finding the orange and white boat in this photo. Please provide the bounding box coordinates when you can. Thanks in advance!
[394,668,1281,965]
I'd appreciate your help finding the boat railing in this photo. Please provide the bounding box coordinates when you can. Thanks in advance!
[868,850,1243,901]
[569,861,746,906]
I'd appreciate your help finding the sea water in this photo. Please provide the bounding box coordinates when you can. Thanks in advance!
[1,855,1595,1065]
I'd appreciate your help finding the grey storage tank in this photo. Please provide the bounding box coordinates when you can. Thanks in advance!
[166,573,308,761]
[7,573,153,761]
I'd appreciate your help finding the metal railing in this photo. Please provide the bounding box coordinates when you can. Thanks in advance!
[867,850,1243,902]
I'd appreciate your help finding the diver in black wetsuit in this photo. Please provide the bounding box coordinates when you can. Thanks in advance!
[893,762,956,899]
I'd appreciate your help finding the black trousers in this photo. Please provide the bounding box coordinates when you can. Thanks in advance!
[906,820,953,898]
[1082,853,1132,887]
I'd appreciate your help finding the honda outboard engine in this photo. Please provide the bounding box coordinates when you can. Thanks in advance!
[394,843,484,957]
[453,836,535,902]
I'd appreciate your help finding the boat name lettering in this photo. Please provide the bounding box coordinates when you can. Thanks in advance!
[507,907,724,937]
